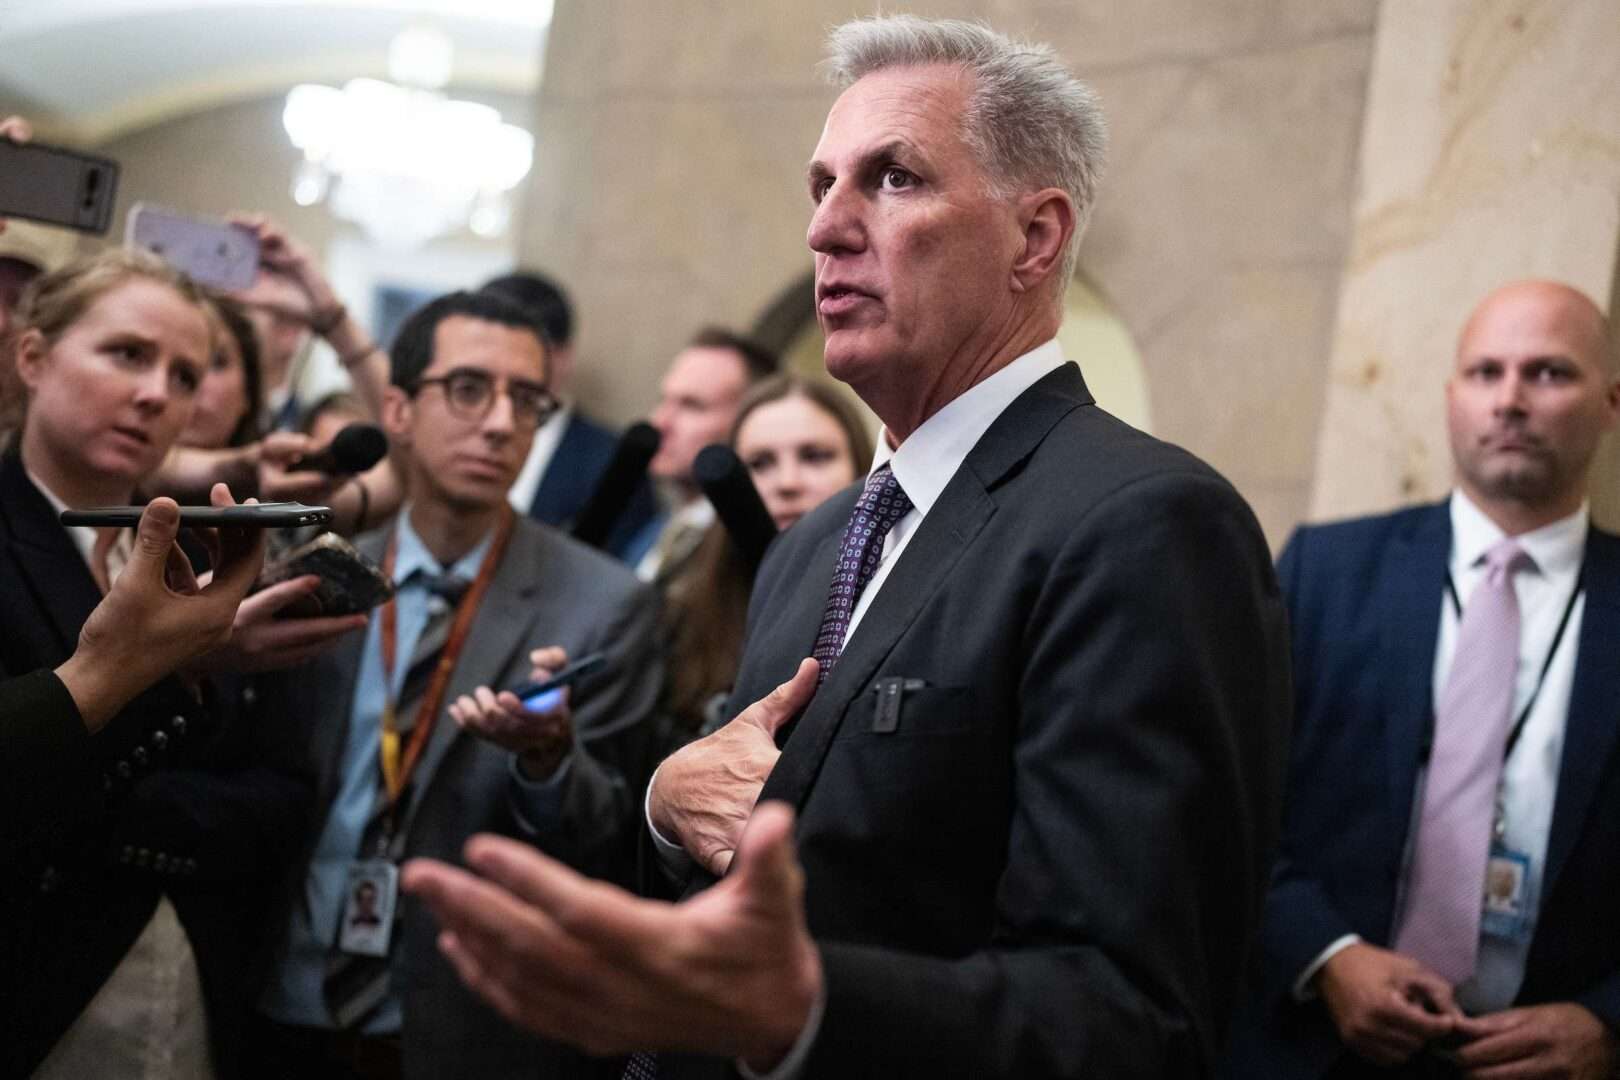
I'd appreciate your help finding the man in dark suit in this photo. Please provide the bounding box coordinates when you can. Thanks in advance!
[403,16,1290,1078]
[1226,280,1620,1079]
[249,290,663,1078]
[481,270,660,560]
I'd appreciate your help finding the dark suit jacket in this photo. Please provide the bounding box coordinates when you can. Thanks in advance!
[0,448,313,1079]
[254,515,664,1079]
[663,363,1291,1078]
[1226,502,1620,1079]
[528,409,661,563]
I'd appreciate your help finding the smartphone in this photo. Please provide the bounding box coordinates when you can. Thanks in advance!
[60,502,333,528]
[0,138,120,234]
[510,652,608,710]
[126,203,260,290]
[257,532,394,617]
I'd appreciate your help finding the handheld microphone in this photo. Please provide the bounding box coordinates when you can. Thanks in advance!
[572,421,661,548]
[290,422,388,474]
[693,444,777,571]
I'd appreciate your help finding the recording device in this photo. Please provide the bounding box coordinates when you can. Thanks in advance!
[571,421,661,548]
[60,502,332,528]
[290,423,389,474]
[256,532,395,617]
[693,444,778,570]
[509,652,608,711]
[126,204,260,291]
[0,138,119,234]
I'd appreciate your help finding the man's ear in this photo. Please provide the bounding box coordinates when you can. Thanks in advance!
[1010,188,1076,294]
[382,385,413,447]
[14,328,48,391]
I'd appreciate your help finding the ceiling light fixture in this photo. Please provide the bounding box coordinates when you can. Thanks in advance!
[282,25,533,249]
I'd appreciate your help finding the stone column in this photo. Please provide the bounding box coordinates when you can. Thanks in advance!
[1308,0,1620,527]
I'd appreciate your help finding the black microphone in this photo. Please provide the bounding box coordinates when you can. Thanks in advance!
[289,422,388,474]
[693,444,778,571]
[571,421,661,548]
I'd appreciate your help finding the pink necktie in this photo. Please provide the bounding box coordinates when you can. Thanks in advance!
[1394,538,1531,984]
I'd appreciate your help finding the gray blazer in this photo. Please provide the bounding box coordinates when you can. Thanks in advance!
[255,514,663,1079]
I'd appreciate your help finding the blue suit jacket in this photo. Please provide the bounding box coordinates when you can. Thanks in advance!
[527,411,660,563]
[1227,502,1620,1079]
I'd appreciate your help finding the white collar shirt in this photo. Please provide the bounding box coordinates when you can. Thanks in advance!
[840,337,1068,646]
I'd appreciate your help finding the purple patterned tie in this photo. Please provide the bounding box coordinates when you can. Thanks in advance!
[1394,538,1531,985]
[811,464,913,686]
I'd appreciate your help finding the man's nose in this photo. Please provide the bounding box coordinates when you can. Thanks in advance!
[481,386,517,437]
[807,181,864,255]
[1493,371,1529,414]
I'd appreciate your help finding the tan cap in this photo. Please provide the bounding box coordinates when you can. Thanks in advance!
[0,217,81,273]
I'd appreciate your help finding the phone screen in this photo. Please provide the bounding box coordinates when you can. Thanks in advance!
[0,140,120,234]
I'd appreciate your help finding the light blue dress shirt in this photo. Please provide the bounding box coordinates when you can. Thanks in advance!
[260,514,495,1033]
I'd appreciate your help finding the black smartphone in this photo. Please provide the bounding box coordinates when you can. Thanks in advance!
[60,502,333,528]
[0,139,120,234]
[510,652,608,709]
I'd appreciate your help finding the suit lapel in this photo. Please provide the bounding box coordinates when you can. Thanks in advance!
[1379,505,1450,843]
[758,364,1090,811]
[397,523,544,829]
[528,413,587,522]
[0,449,104,656]
[1543,528,1620,895]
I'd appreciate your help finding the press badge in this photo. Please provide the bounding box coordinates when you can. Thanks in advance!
[1479,846,1533,943]
[338,859,399,957]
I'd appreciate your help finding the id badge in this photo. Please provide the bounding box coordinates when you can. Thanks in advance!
[338,859,398,958]
[1479,846,1533,944]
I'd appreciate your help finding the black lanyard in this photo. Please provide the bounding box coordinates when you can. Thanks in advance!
[1440,563,1584,762]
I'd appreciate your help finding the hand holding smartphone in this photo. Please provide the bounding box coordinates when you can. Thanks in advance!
[510,652,608,712]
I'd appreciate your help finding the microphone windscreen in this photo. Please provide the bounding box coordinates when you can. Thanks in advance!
[329,423,388,473]
[571,421,661,548]
[693,443,777,571]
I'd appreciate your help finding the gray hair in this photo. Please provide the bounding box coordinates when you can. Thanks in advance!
[823,16,1107,289]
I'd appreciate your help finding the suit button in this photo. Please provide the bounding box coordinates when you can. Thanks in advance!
[120,845,134,864]
[154,853,169,872]
[170,715,187,734]
[184,858,198,875]
[150,731,168,751]
[39,866,58,894]
[116,761,132,779]
[132,747,149,769]
[136,848,151,867]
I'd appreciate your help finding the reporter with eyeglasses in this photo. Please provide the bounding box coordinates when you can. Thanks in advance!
[244,290,662,1080]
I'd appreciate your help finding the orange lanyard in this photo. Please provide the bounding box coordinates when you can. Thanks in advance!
[376,507,514,805]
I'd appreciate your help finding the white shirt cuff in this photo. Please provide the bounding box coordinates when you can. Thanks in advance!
[643,763,696,878]
[1293,934,1362,1001]
[735,982,826,1080]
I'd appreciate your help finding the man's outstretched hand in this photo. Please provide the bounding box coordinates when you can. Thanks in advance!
[402,801,822,1069]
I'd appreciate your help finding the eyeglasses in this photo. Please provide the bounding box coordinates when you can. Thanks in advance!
[412,367,559,430]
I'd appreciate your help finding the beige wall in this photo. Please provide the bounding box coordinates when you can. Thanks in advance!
[516,0,1376,546]
[1309,0,1620,529]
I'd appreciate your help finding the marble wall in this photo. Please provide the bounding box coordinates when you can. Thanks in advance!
[516,0,1376,546]
[1309,0,1620,528]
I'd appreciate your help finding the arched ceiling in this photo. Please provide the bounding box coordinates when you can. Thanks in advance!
[0,0,551,143]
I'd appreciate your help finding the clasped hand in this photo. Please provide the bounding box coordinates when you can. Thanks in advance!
[648,657,819,875]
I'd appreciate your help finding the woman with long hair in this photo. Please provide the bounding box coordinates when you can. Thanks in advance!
[661,374,873,733]
[0,249,318,1079]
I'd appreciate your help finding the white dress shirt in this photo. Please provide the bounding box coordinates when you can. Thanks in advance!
[646,339,1069,1079]
[1295,490,1587,1012]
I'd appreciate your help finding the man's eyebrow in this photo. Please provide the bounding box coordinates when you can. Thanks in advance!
[805,140,915,189]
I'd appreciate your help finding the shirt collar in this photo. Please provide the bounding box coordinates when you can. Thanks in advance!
[1448,488,1588,579]
[872,338,1068,516]
[24,464,99,569]
[392,505,496,586]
